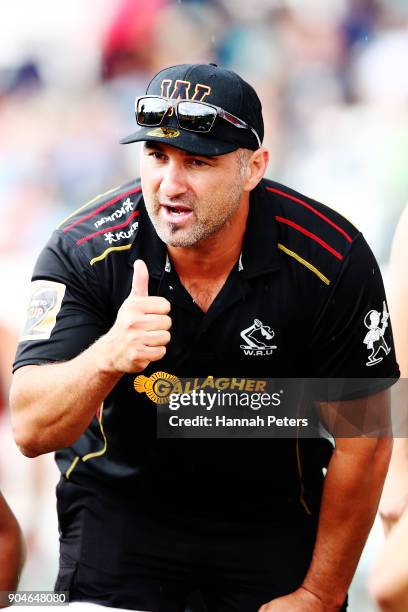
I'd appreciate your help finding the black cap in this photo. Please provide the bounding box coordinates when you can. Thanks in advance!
[120,63,264,156]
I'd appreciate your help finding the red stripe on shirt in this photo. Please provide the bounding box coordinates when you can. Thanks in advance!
[275,216,343,261]
[267,186,353,243]
[64,187,142,233]
[76,210,140,245]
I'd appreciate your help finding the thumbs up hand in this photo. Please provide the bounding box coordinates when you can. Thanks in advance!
[130,259,150,297]
[101,260,172,374]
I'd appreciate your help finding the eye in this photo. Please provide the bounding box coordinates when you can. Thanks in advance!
[148,151,167,161]
[188,158,208,167]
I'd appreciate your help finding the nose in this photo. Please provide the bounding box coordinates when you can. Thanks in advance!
[160,160,188,200]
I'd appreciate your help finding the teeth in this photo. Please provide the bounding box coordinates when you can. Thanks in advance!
[169,207,187,214]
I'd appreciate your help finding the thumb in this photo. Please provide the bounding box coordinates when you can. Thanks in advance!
[130,259,149,297]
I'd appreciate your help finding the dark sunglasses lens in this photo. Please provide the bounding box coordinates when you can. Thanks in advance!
[137,98,168,126]
[177,101,216,132]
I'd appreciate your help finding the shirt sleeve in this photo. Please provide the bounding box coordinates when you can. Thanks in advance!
[13,230,111,371]
[310,233,400,401]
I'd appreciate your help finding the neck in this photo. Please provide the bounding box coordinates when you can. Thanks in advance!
[167,195,249,280]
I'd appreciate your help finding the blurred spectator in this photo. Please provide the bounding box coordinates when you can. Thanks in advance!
[101,0,168,80]
[369,508,408,611]
[0,309,58,593]
[379,205,408,535]
[369,205,408,610]
[0,490,24,605]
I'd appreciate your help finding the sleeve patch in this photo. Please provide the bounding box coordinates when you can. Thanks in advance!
[363,302,392,366]
[20,280,66,341]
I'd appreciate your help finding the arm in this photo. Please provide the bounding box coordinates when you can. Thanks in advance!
[10,261,171,457]
[0,491,24,605]
[11,347,122,458]
[301,426,391,608]
[369,505,408,611]
[259,390,392,611]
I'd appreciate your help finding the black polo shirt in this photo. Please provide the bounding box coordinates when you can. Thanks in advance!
[14,178,399,511]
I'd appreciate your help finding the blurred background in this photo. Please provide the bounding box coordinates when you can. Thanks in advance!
[1,0,407,609]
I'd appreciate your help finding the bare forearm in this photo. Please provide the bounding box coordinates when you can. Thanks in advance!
[302,438,392,607]
[10,336,122,456]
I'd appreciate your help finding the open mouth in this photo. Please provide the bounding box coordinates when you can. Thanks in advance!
[163,203,192,214]
[160,202,194,224]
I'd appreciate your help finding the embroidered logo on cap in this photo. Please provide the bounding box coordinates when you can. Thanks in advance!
[160,79,211,101]
[146,127,180,139]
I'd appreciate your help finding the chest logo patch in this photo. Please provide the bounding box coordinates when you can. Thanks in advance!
[363,302,391,366]
[240,319,277,356]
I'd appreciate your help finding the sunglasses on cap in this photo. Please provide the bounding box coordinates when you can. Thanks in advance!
[135,95,261,148]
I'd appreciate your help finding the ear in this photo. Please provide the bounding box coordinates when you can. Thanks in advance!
[243,147,270,192]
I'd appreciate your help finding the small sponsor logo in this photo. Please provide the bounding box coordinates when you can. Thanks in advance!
[363,301,391,366]
[240,319,277,356]
[94,198,134,229]
[146,127,180,139]
[104,221,139,244]
[20,280,66,341]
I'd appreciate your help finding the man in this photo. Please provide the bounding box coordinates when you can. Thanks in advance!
[377,204,408,537]
[10,63,399,611]
[0,323,25,608]
[0,490,24,607]
[369,205,408,611]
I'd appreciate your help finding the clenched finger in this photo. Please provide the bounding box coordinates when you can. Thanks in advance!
[129,296,171,314]
[144,330,171,347]
[143,345,167,362]
[142,314,172,331]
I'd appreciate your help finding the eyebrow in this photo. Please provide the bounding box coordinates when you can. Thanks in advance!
[143,141,218,161]
[144,141,162,151]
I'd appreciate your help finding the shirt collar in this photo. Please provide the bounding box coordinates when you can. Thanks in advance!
[239,180,281,278]
[129,179,280,279]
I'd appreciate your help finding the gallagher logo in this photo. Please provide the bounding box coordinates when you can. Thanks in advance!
[240,319,277,357]
[134,371,180,404]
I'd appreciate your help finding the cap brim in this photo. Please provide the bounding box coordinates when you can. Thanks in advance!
[119,126,238,156]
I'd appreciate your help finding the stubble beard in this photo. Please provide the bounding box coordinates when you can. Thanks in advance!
[146,182,245,248]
